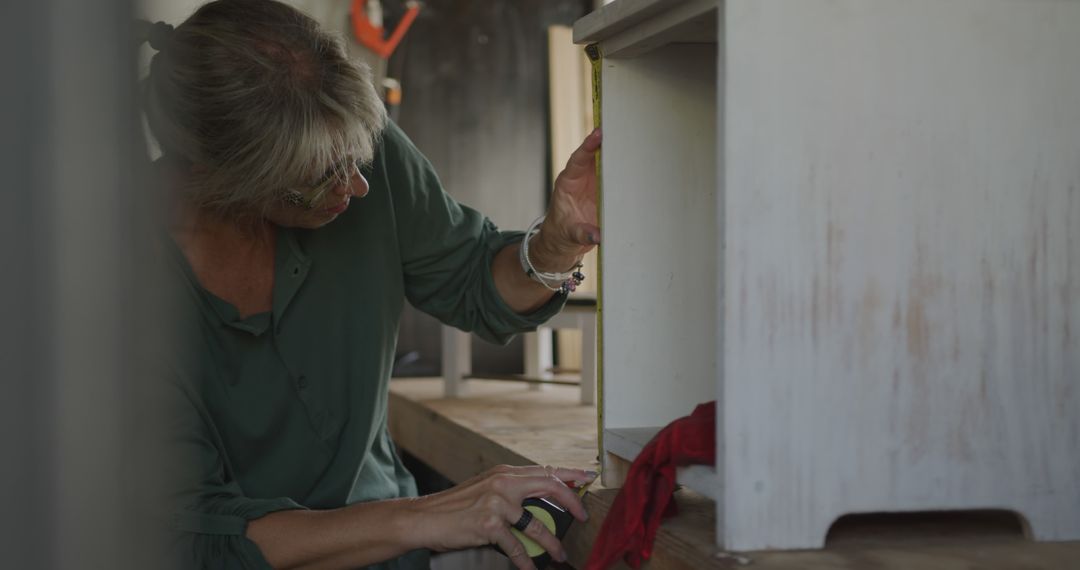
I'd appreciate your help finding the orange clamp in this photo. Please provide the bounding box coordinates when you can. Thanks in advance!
[351,0,420,60]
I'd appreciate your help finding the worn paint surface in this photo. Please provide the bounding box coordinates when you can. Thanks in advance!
[724,0,1080,550]
[600,42,719,430]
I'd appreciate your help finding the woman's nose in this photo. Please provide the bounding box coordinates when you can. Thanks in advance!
[350,171,370,198]
[334,171,369,198]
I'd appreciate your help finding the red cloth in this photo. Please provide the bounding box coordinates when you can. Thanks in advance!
[585,401,716,570]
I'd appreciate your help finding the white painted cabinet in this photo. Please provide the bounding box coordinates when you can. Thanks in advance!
[576,0,1080,551]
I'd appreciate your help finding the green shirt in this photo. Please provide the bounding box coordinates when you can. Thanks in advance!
[164,122,564,569]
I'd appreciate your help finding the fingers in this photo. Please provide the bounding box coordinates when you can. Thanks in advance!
[492,526,537,570]
[561,128,602,178]
[540,480,590,522]
[509,464,599,486]
[516,508,567,563]
[509,475,590,522]
[546,464,599,488]
[483,465,595,522]
[572,223,601,247]
[420,466,595,558]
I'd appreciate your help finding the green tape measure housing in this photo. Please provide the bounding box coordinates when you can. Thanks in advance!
[494,497,576,569]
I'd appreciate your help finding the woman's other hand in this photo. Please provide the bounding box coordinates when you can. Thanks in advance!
[529,129,602,273]
[405,464,597,570]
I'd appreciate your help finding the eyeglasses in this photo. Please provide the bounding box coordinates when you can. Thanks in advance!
[282,158,362,210]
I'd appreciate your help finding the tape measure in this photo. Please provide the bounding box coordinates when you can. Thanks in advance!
[494,482,592,568]
[585,42,605,482]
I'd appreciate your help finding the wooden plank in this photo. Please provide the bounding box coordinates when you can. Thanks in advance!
[388,379,599,482]
[549,25,594,190]
[462,373,581,387]
[599,0,717,59]
[563,488,728,570]
[604,428,719,500]
[573,0,716,49]
[603,426,659,460]
[549,24,598,374]
[389,381,531,483]
[748,542,1080,570]
[440,326,470,398]
[388,379,1080,569]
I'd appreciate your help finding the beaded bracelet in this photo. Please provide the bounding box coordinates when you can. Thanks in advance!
[519,216,586,295]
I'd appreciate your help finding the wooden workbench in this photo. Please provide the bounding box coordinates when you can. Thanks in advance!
[388,378,1080,569]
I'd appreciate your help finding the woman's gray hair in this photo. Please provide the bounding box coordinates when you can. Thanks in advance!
[141,0,386,217]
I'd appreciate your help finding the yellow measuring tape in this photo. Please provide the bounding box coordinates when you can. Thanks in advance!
[585,42,604,468]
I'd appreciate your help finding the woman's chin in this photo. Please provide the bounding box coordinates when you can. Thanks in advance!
[265,205,347,229]
[299,213,340,229]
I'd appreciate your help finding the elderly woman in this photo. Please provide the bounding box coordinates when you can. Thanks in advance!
[142,1,600,569]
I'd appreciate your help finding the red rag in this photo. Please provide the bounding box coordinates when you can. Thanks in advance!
[585,401,716,570]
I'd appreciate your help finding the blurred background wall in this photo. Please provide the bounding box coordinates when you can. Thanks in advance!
[388,0,589,376]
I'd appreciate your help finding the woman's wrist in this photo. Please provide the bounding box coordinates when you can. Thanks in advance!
[527,232,583,275]
[388,497,431,552]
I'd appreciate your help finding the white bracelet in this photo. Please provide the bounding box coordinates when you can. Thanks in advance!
[519,215,585,294]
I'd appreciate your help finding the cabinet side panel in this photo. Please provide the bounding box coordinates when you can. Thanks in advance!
[724,0,1080,550]
[601,44,719,431]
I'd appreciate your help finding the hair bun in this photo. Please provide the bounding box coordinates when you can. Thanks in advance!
[146,21,175,51]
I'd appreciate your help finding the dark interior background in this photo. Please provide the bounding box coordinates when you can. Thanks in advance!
[386,0,589,377]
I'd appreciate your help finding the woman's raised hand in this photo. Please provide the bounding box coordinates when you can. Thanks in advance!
[405,464,597,570]
[529,129,602,272]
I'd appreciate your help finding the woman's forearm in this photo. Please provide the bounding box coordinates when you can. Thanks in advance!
[246,497,421,570]
[247,465,594,570]
[491,242,563,314]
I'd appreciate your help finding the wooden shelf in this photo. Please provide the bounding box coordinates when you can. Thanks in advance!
[387,378,1080,569]
[578,0,1080,551]
[605,427,719,501]
[573,0,717,58]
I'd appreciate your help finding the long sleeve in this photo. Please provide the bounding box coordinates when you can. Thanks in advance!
[163,379,305,569]
[379,121,566,344]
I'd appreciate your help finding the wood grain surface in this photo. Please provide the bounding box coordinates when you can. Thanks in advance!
[388,378,1080,569]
